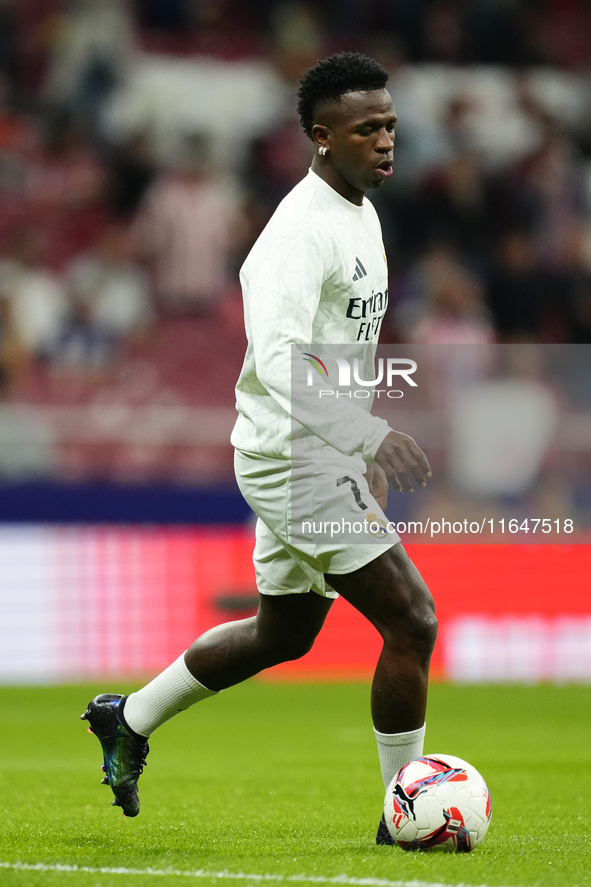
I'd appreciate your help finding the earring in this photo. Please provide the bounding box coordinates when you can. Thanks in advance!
[318,146,328,156]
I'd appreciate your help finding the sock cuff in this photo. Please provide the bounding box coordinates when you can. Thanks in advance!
[119,696,150,740]
[374,723,426,747]
[179,653,219,696]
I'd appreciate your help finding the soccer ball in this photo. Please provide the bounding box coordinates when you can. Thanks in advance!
[384,754,492,852]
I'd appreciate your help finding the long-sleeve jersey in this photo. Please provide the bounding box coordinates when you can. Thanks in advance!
[231,169,392,463]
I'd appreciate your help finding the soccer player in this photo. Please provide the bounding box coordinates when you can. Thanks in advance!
[81,52,437,846]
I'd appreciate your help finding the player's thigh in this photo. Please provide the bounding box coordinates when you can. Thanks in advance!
[253,519,334,651]
[325,542,436,644]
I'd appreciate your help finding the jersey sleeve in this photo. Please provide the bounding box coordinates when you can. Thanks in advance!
[244,224,391,462]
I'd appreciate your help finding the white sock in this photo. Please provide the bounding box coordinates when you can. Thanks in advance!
[374,724,426,790]
[122,653,219,737]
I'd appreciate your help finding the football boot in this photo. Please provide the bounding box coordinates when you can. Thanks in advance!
[81,694,149,817]
[376,813,395,845]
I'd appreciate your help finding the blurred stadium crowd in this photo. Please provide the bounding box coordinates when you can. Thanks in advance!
[0,0,590,484]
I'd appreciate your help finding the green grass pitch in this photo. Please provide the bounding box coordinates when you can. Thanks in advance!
[0,681,589,887]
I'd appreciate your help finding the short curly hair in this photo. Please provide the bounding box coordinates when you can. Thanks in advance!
[297,52,389,139]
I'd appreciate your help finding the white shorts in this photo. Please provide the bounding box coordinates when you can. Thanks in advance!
[235,449,399,599]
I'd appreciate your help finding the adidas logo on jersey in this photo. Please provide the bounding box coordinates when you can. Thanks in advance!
[352,257,367,281]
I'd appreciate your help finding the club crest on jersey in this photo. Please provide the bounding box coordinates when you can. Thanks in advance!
[366,513,389,538]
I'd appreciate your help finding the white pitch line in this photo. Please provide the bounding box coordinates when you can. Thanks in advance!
[0,861,529,887]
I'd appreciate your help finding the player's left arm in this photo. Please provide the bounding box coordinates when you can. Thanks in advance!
[375,429,432,493]
[364,463,389,511]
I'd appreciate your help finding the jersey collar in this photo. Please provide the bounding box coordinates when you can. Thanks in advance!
[307,168,365,218]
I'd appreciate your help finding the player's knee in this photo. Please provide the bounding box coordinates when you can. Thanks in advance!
[273,629,316,662]
[257,627,316,666]
[384,546,438,656]
[406,592,438,658]
[379,582,437,662]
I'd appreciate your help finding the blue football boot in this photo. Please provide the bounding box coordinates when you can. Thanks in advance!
[376,814,395,845]
[81,694,149,817]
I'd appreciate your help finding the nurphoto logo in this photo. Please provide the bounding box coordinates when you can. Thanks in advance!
[302,354,417,399]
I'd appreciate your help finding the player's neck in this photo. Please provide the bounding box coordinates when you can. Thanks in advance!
[310,158,365,206]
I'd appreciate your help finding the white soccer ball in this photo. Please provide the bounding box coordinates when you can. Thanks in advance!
[384,754,492,852]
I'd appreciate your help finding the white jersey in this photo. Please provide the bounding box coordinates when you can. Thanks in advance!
[231,169,391,463]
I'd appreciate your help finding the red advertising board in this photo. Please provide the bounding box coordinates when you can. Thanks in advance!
[0,527,588,682]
